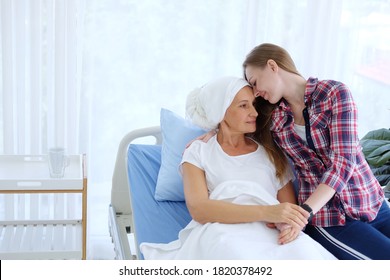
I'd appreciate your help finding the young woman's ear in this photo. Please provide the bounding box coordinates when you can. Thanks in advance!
[267,59,278,72]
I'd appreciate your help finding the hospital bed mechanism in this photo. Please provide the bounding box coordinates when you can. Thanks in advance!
[109,126,162,260]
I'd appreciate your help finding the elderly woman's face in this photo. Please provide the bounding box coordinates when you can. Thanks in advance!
[223,86,258,133]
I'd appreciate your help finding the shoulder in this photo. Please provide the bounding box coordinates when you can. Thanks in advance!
[182,136,218,168]
[248,137,264,153]
[184,136,216,155]
[312,78,353,101]
[308,78,356,111]
[247,138,271,161]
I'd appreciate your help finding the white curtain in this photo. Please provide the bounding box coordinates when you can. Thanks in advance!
[0,0,85,155]
[1,0,389,186]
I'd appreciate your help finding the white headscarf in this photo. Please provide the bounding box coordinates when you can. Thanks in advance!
[186,76,250,130]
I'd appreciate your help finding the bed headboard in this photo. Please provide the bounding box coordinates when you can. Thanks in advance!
[111,126,162,215]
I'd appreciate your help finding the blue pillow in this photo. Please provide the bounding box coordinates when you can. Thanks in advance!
[155,108,208,201]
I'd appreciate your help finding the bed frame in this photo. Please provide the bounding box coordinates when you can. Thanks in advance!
[108,126,162,260]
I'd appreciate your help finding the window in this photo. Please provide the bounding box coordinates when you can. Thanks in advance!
[1,0,389,184]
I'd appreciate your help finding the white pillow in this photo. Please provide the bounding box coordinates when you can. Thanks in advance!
[155,108,207,201]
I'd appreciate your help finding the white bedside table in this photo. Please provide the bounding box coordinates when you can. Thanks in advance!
[0,154,87,260]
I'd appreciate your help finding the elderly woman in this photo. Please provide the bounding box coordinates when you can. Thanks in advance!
[140,76,335,260]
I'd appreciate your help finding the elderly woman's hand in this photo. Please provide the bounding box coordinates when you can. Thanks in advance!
[276,223,300,244]
[266,222,301,245]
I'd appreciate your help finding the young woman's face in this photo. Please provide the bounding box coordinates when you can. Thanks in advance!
[245,63,283,104]
[223,86,258,134]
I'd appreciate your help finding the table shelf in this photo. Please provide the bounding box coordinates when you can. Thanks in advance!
[0,154,87,260]
[0,155,84,191]
[0,222,82,260]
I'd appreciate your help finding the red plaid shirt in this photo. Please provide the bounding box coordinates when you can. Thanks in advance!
[270,77,384,227]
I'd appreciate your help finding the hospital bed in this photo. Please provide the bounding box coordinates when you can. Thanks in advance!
[108,123,390,260]
[108,126,192,260]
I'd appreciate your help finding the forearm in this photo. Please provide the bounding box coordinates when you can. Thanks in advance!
[189,199,308,229]
[188,199,266,224]
[303,183,336,213]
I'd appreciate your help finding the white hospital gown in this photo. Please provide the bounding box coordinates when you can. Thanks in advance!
[140,136,336,260]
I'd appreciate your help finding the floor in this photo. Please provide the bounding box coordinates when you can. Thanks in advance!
[87,181,117,260]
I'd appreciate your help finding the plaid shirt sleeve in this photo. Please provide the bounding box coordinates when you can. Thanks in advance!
[316,82,359,193]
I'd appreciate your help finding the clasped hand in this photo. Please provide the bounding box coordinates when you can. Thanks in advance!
[266,203,310,245]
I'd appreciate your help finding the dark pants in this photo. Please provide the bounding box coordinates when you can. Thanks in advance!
[304,201,390,260]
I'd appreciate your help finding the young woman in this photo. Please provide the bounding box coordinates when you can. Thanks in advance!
[243,43,390,260]
[140,76,335,259]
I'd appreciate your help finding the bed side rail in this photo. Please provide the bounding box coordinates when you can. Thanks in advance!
[111,126,162,215]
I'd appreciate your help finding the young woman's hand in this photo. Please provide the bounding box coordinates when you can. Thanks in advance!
[185,130,217,148]
[265,202,309,230]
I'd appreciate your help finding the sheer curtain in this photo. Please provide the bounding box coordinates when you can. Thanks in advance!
[0,0,85,155]
[1,0,389,186]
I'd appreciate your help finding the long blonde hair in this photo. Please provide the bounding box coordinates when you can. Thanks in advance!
[243,43,302,77]
[243,43,300,180]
